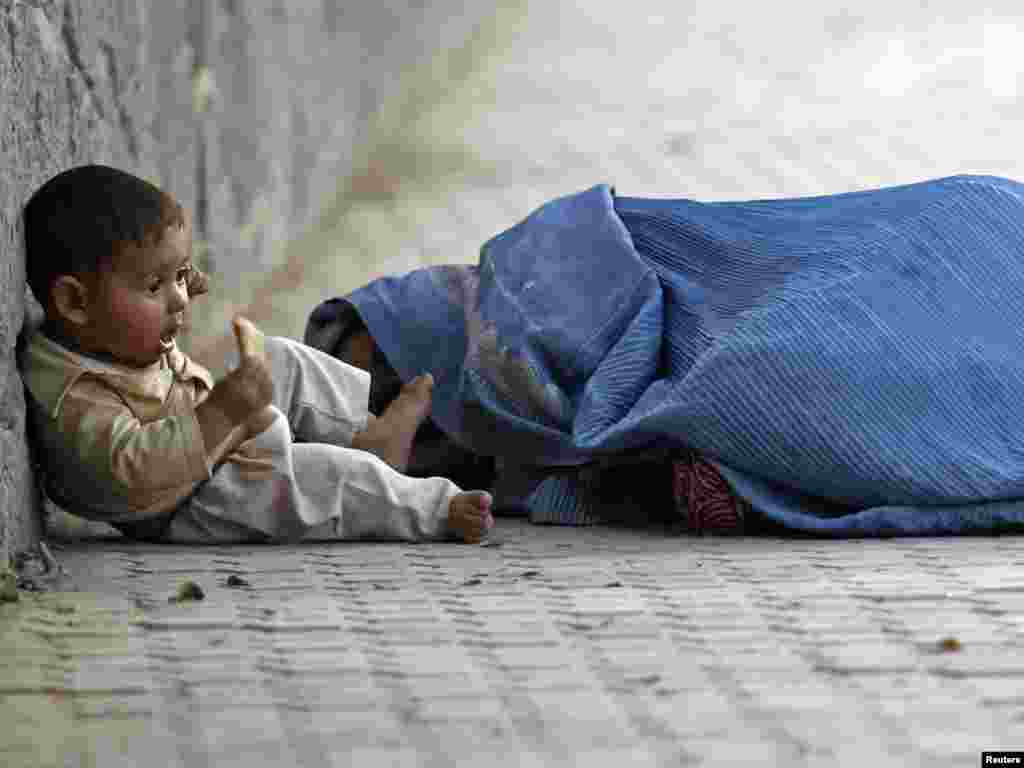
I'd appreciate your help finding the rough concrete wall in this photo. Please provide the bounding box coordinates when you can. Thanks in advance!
[190,1,491,342]
[0,0,494,562]
[1,0,194,562]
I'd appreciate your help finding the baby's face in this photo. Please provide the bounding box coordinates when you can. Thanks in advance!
[82,221,194,367]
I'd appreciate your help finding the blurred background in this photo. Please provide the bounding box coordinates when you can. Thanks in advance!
[186,0,1024,375]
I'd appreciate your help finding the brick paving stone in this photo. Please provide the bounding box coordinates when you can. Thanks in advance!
[301,708,406,746]
[324,749,421,768]
[929,646,1024,678]
[970,677,1024,707]
[680,732,814,767]
[816,641,923,675]
[901,709,999,764]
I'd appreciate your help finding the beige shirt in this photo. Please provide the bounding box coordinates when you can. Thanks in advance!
[21,330,242,529]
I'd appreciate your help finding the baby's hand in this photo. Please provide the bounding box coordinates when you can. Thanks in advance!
[217,316,273,431]
[186,266,210,299]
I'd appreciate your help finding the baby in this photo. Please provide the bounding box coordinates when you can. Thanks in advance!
[19,164,493,544]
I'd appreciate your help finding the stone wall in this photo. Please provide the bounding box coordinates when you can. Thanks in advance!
[0,0,496,562]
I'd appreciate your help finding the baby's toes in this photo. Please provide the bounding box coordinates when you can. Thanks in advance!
[465,490,492,512]
[404,373,434,397]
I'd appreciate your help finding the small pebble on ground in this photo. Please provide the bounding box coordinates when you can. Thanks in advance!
[170,580,205,603]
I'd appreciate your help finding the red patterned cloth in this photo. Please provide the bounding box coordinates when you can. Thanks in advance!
[671,450,751,535]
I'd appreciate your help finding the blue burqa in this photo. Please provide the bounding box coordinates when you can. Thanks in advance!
[307,175,1024,536]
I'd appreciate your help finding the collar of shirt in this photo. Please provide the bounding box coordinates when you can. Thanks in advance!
[21,329,215,419]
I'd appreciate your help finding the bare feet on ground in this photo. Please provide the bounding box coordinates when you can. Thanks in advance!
[351,373,433,472]
[448,491,494,544]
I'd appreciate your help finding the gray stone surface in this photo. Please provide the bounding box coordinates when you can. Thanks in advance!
[0,0,161,563]
[0,0,501,560]
[4,522,1024,767]
[201,1,492,277]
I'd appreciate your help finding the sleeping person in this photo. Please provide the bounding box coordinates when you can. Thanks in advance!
[308,174,1024,537]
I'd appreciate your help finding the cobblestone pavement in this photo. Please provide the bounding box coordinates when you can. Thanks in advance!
[5,521,1024,767]
[9,1,1024,766]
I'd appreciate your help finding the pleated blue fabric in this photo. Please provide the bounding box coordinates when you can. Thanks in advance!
[314,175,1024,535]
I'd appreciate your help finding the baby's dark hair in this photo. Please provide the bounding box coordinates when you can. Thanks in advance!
[23,164,184,307]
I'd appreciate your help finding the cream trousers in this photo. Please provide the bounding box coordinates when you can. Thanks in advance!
[167,335,461,543]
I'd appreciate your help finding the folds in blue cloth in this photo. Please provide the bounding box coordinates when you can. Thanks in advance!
[307,174,1024,536]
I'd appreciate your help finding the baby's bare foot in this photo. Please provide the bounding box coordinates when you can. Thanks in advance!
[448,490,494,544]
[351,373,433,472]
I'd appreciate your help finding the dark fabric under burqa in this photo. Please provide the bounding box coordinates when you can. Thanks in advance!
[305,174,1024,536]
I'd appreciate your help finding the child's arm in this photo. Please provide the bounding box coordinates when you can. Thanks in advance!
[56,380,220,517]
[193,390,247,459]
[194,316,274,452]
[50,317,272,523]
